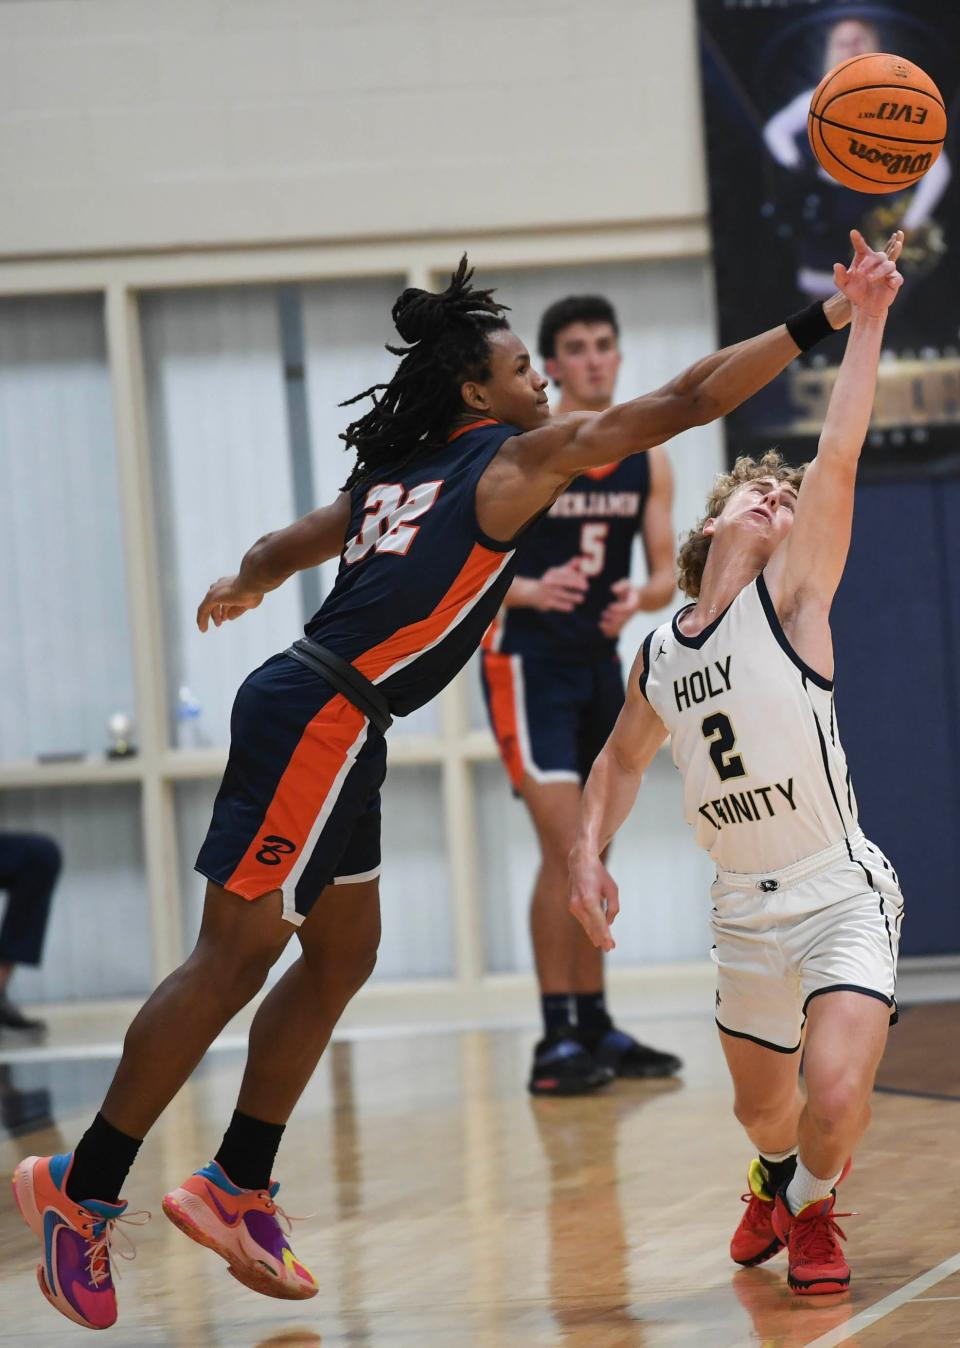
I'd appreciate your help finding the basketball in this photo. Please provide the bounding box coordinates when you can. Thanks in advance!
[808,53,946,193]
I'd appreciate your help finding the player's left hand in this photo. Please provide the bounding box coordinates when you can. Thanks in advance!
[833,229,904,317]
[599,578,643,638]
[197,576,264,632]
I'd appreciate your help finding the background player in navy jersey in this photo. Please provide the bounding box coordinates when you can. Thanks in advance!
[482,295,682,1095]
[14,250,882,1331]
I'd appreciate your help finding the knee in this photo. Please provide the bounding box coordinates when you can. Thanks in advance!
[733,1090,798,1134]
[540,834,577,881]
[807,1075,869,1135]
[305,926,380,1001]
[190,938,285,1008]
[347,944,378,994]
[332,929,380,996]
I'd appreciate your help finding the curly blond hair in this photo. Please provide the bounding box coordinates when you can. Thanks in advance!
[677,451,807,598]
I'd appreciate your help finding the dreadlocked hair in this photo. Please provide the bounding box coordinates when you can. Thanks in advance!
[677,450,807,599]
[339,256,510,491]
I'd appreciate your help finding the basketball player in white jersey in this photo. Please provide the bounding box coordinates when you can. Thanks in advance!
[568,229,904,1296]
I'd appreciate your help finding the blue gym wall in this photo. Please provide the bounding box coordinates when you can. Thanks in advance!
[832,480,960,956]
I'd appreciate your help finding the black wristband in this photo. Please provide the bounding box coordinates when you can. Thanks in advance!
[785,301,835,353]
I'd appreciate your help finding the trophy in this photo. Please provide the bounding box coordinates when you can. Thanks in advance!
[106,711,137,759]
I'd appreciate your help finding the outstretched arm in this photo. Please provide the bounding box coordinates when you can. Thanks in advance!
[568,645,668,952]
[774,230,903,619]
[197,493,351,632]
[478,278,856,543]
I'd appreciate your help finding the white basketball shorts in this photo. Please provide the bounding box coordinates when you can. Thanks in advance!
[710,830,904,1054]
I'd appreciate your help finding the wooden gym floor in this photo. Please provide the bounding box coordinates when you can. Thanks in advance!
[1,1000,958,1347]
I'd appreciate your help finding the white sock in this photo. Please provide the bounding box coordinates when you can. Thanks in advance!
[785,1158,841,1215]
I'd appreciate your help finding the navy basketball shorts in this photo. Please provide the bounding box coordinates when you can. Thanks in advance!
[196,653,386,926]
[480,651,624,792]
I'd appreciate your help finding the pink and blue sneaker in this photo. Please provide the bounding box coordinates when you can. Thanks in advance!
[162,1160,318,1300]
[12,1152,145,1330]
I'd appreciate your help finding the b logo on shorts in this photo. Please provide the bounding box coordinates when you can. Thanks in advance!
[255,835,297,866]
[757,878,779,893]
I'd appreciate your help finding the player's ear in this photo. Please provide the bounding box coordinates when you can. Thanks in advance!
[703,517,717,538]
[544,356,561,386]
[461,379,491,414]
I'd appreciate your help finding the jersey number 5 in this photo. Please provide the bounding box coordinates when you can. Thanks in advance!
[579,522,609,577]
[701,711,746,782]
[344,481,443,565]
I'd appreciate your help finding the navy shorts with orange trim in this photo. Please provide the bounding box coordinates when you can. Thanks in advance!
[196,653,386,926]
[480,652,624,793]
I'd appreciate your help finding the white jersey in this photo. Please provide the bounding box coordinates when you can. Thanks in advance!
[640,573,858,874]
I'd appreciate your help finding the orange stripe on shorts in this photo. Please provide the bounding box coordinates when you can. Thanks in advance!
[482,651,525,790]
[225,693,368,901]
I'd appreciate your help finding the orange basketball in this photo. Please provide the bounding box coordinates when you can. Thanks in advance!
[808,53,946,194]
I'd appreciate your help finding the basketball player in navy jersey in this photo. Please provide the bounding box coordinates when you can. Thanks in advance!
[482,295,682,1094]
[14,247,886,1330]
[569,232,904,1296]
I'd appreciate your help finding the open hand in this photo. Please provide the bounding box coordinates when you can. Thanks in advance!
[833,229,904,317]
[197,576,264,632]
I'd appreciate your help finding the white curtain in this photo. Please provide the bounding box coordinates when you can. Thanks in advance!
[0,786,152,1002]
[0,295,134,761]
[470,258,723,969]
[142,286,304,749]
[0,298,147,1003]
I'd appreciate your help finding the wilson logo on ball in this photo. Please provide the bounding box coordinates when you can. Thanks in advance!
[847,140,934,178]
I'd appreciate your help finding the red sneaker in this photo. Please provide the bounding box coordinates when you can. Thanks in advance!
[730,1158,788,1266]
[772,1190,851,1294]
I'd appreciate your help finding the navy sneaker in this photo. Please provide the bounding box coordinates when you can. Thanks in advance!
[528,1033,614,1096]
[580,1015,682,1079]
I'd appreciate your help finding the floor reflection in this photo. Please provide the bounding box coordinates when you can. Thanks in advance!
[533,1085,682,1347]
[0,1061,53,1137]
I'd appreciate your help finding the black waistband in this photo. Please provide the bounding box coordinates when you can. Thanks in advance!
[285,638,393,736]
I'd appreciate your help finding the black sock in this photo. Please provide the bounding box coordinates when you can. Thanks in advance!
[541,993,575,1037]
[214,1109,286,1191]
[66,1112,143,1204]
[574,991,610,1035]
[760,1152,798,1196]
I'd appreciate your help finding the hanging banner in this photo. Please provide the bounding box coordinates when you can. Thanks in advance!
[697,1,960,476]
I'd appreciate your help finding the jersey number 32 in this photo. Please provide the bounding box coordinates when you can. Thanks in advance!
[344,481,443,565]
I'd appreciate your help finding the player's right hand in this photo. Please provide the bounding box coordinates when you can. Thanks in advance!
[197,575,264,632]
[568,848,619,952]
[834,229,904,317]
[535,560,589,613]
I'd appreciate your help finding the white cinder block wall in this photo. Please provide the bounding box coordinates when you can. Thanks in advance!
[0,0,706,257]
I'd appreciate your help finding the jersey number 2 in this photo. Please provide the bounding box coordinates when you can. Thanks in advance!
[343,481,443,565]
[701,711,746,781]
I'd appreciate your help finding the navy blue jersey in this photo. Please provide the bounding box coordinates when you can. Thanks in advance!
[305,420,520,716]
[488,454,650,660]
